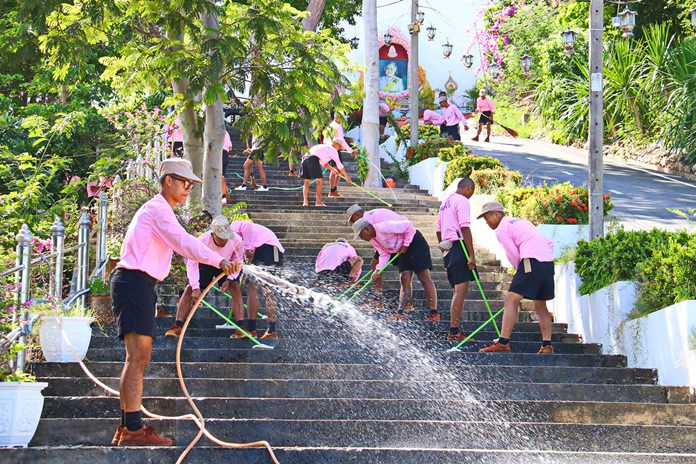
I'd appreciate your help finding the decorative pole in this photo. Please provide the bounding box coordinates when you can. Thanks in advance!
[588,0,604,239]
[15,224,32,372]
[408,0,420,148]
[50,217,65,299]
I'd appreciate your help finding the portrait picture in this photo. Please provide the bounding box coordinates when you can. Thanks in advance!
[379,59,408,94]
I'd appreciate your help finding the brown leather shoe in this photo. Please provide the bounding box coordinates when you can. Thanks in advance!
[537,345,554,354]
[230,329,257,339]
[164,325,181,338]
[471,136,479,142]
[118,425,173,446]
[479,341,511,353]
[156,308,171,318]
[447,331,474,342]
[111,425,126,446]
[385,312,408,321]
[260,330,278,339]
[426,312,441,322]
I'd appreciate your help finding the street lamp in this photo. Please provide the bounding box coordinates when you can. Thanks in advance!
[462,53,474,69]
[384,32,393,46]
[489,63,500,79]
[417,10,425,24]
[349,36,360,50]
[617,7,637,38]
[520,53,533,76]
[561,28,577,55]
[442,41,453,59]
[691,8,696,32]
[426,25,436,41]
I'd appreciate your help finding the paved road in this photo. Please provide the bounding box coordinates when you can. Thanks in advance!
[461,132,696,231]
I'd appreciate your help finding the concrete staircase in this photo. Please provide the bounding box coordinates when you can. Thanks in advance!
[12,131,696,463]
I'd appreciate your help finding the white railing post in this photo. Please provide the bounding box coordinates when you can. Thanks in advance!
[76,211,91,307]
[50,217,65,299]
[95,193,108,279]
[15,224,32,372]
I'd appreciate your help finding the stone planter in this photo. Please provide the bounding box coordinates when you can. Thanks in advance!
[407,157,449,199]
[0,382,48,448]
[39,316,94,363]
[536,224,589,259]
[89,294,114,327]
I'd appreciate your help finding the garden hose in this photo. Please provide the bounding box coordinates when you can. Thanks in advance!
[59,272,280,464]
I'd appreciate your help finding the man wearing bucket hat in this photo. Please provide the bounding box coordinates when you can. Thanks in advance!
[315,238,364,286]
[472,88,495,143]
[164,215,245,338]
[352,217,439,321]
[438,95,467,141]
[110,158,241,446]
[477,201,555,354]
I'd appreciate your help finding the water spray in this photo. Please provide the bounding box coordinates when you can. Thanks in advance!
[446,307,505,352]
[211,284,267,320]
[199,298,274,350]
[353,150,398,204]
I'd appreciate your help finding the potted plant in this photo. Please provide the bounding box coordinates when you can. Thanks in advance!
[32,298,94,363]
[89,277,113,326]
[0,340,48,448]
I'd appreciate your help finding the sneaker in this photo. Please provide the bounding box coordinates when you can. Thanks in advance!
[111,425,126,446]
[484,137,490,143]
[463,125,469,131]
[404,302,415,313]
[118,425,173,446]
[328,191,341,197]
[230,329,257,339]
[260,330,278,339]
[385,312,408,321]
[472,136,479,142]
[256,186,269,192]
[164,325,182,338]
[215,322,235,329]
[426,312,441,322]
[447,331,470,341]
[156,308,171,318]
[235,185,247,191]
[479,341,511,353]
[537,345,554,355]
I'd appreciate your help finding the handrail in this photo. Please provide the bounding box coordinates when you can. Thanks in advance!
[0,244,88,279]
[0,265,24,279]
[63,288,91,308]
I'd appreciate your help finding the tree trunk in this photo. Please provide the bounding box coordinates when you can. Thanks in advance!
[362,0,381,189]
[171,77,205,205]
[302,0,328,31]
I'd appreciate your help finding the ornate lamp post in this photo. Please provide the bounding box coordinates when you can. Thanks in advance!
[561,28,577,55]
[426,25,436,41]
[384,32,393,46]
[489,63,500,79]
[349,36,360,50]
[617,7,637,38]
[442,41,453,59]
[462,53,474,69]
[520,53,533,76]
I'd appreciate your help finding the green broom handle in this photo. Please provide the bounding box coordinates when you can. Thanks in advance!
[451,307,505,350]
[200,299,264,346]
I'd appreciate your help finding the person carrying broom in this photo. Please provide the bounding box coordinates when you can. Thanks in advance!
[472,89,495,143]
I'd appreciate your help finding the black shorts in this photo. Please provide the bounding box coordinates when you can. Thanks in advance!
[479,111,493,125]
[442,243,477,287]
[328,151,345,169]
[398,230,433,274]
[509,258,555,301]
[253,244,284,267]
[317,261,352,285]
[300,155,323,180]
[198,263,240,290]
[379,116,388,126]
[222,150,230,174]
[172,141,184,157]
[440,124,460,141]
[110,268,158,340]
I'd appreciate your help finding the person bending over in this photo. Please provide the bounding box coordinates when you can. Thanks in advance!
[315,238,363,287]
[300,143,352,206]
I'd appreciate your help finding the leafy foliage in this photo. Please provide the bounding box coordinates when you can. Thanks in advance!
[444,155,504,187]
[470,168,522,194]
[404,138,462,166]
[397,123,440,146]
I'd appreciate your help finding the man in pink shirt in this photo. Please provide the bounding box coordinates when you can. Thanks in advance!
[352,218,439,321]
[230,220,284,339]
[235,137,269,192]
[165,117,184,157]
[436,178,477,341]
[164,215,244,338]
[477,201,555,354]
[472,88,495,143]
[315,238,364,285]
[300,143,353,206]
[110,158,240,446]
[437,95,467,141]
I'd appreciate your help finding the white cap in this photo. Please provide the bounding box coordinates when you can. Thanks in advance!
[346,204,363,225]
[159,158,202,183]
[209,215,236,240]
[477,201,505,219]
[352,218,371,240]
[479,88,487,96]
[438,94,448,103]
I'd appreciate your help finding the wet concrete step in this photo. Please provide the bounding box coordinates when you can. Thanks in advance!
[34,362,655,385]
[29,418,696,452]
[10,447,696,464]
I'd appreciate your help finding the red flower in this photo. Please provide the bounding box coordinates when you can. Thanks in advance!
[556,216,563,222]
[567,218,578,224]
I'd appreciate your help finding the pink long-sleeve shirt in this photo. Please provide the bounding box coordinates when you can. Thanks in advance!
[186,231,244,289]
[166,117,183,142]
[476,97,495,113]
[442,104,465,126]
[437,193,471,242]
[116,194,225,281]
[223,131,233,151]
[309,144,344,170]
[230,221,285,254]
[330,121,352,153]
[422,109,445,126]
[315,242,360,281]
[363,208,407,226]
[370,220,416,271]
[495,216,554,269]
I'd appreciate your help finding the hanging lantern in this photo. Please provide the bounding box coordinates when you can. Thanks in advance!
[618,7,637,38]
[489,63,500,79]
[520,54,533,76]
[443,41,453,59]
[417,10,425,24]
[561,28,577,55]
[691,8,696,32]
[426,25,436,41]
[383,32,393,46]
[349,36,360,50]
[462,53,474,69]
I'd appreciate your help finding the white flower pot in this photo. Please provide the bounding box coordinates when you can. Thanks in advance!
[0,382,48,448]
[39,316,94,363]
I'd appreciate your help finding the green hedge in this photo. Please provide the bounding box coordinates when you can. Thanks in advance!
[470,168,522,194]
[443,155,503,187]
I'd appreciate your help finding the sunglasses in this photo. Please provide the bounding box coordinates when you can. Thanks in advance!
[169,175,194,190]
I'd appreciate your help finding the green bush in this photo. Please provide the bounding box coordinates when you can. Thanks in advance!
[398,123,440,145]
[404,138,460,166]
[438,145,471,162]
[470,168,522,193]
[443,155,504,187]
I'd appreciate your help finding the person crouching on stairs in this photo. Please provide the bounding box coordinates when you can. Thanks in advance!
[230,220,285,339]
[300,143,352,206]
[164,215,245,338]
[436,178,477,341]
[315,238,364,287]
[477,201,555,355]
[352,217,439,322]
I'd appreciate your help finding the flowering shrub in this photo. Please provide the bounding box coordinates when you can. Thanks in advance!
[404,138,461,166]
[438,145,471,162]
[102,104,169,162]
[444,155,504,187]
[470,168,522,193]
[398,124,440,145]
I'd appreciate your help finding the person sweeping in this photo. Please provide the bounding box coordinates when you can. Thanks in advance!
[436,178,477,341]
[477,201,555,354]
[472,88,495,143]
[300,143,352,206]
[110,158,240,446]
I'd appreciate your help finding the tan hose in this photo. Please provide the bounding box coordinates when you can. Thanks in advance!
[60,272,280,463]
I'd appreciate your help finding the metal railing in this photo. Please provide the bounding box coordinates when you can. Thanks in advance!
[0,192,110,373]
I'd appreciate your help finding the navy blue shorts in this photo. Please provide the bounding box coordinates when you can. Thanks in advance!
[253,244,284,267]
[110,268,158,340]
[509,258,555,301]
[443,243,477,287]
[397,230,433,274]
